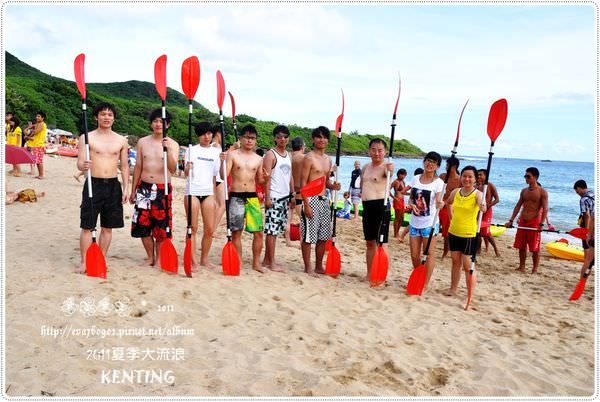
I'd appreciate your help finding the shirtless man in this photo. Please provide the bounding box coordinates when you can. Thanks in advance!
[300,126,341,276]
[77,102,129,273]
[360,139,394,278]
[129,109,179,266]
[477,169,500,256]
[390,168,407,238]
[291,136,306,219]
[438,155,461,259]
[262,125,295,271]
[505,167,548,273]
[226,124,267,272]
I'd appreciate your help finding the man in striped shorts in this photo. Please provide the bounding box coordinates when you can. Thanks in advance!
[300,126,341,277]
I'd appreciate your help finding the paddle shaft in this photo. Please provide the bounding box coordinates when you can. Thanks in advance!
[161,101,172,239]
[219,111,233,241]
[186,101,193,238]
[330,134,342,244]
[377,111,397,245]
[468,141,494,267]
[80,99,98,243]
[495,224,569,234]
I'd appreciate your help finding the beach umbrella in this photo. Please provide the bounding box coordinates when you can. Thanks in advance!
[325,89,344,278]
[5,144,34,165]
[370,74,401,288]
[217,70,241,276]
[74,53,107,279]
[465,98,508,310]
[181,56,201,278]
[154,55,179,274]
[406,99,469,295]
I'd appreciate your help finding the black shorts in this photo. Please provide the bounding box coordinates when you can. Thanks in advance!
[362,199,390,242]
[80,177,124,229]
[582,237,595,249]
[448,233,480,255]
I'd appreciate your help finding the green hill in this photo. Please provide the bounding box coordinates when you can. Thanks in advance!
[5,51,423,156]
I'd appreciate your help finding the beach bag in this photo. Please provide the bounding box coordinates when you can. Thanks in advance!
[17,188,37,202]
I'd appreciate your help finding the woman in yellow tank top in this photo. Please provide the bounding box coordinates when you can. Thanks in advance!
[445,166,487,297]
[6,116,23,176]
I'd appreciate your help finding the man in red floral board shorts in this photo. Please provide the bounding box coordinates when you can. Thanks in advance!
[129,109,179,267]
[505,167,548,274]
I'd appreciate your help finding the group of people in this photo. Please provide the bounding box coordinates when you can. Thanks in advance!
[74,101,594,295]
[5,111,47,178]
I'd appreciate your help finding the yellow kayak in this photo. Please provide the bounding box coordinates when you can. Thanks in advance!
[546,241,585,262]
[490,225,506,237]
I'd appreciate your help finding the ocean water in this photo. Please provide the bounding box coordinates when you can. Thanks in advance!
[334,155,595,232]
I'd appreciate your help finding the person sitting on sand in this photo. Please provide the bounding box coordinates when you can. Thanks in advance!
[77,102,130,274]
[184,122,223,271]
[390,168,407,238]
[439,155,461,259]
[262,125,295,272]
[129,108,179,267]
[476,169,500,257]
[407,152,444,291]
[573,179,595,280]
[5,189,46,204]
[225,124,268,273]
[336,191,352,219]
[360,138,394,279]
[504,167,548,274]
[300,126,341,277]
[445,166,486,296]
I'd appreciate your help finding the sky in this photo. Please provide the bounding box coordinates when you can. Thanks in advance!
[3,3,597,162]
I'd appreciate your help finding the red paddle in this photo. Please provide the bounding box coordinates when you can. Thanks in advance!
[154,55,179,274]
[496,224,589,239]
[325,89,344,278]
[181,56,201,278]
[569,258,594,301]
[465,98,508,310]
[406,99,469,295]
[370,74,401,288]
[217,71,241,276]
[74,53,106,279]
[276,176,325,202]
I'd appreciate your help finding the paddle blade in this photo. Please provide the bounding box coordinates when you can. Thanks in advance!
[181,56,200,100]
[154,55,167,101]
[222,241,240,276]
[455,99,469,146]
[300,176,326,198]
[74,53,86,99]
[159,239,179,274]
[392,73,401,117]
[568,227,588,240]
[569,278,587,301]
[370,246,388,288]
[325,246,341,278]
[216,70,225,110]
[335,89,345,138]
[183,238,193,278]
[487,98,508,142]
[228,91,236,120]
[325,239,332,252]
[406,264,426,295]
[86,243,106,279]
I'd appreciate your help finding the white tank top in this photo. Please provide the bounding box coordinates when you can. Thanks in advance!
[269,148,292,199]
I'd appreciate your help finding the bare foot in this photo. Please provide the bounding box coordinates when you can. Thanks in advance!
[144,258,155,267]
[304,270,319,278]
[268,264,285,273]
[494,251,501,257]
[315,268,326,275]
[444,289,458,297]
[285,241,294,247]
[253,266,266,274]
[200,261,217,270]
[11,171,22,177]
[398,236,405,243]
[35,176,44,180]
[73,174,81,183]
[515,267,526,272]
[74,263,86,274]
[531,269,539,274]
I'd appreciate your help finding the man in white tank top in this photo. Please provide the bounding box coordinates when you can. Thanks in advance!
[262,125,295,271]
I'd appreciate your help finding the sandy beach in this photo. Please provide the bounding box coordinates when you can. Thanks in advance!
[3,154,595,397]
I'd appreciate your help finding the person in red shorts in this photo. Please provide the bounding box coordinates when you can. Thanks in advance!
[390,168,407,238]
[505,167,548,273]
[129,109,180,267]
[438,155,461,258]
[477,169,500,256]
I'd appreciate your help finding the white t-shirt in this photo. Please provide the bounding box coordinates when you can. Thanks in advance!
[185,145,221,196]
[408,175,444,229]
